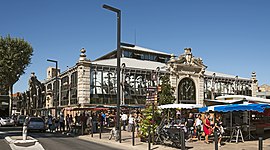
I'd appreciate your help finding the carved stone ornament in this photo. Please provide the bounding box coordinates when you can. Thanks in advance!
[167,48,207,76]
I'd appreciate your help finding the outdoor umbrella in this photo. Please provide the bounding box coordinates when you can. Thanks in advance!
[158,103,203,109]
[199,103,270,113]
[199,103,270,140]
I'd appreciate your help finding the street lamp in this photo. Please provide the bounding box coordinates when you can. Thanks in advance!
[102,4,121,143]
[47,59,58,119]
[121,63,126,105]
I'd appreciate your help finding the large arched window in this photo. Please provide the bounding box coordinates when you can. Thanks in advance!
[178,77,196,104]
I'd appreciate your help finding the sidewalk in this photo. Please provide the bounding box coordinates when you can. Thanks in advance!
[77,129,270,150]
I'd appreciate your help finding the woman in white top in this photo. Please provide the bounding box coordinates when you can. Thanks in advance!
[195,114,203,140]
[128,114,134,132]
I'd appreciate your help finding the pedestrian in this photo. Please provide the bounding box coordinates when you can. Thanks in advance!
[121,112,127,131]
[66,114,70,132]
[69,115,73,125]
[75,113,79,125]
[47,115,53,132]
[195,114,203,140]
[186,113,195,141]
[59,114,65,132]
[203,113,212,144]
[214,115,224,147]
[80,112,87,134]
[135,113,142,137]
[128,114,134,132]
[86,113,92,134]
[55,117,59,131]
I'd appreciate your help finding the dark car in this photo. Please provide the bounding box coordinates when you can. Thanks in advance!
[16,115,26,126]
[26,117,46,132]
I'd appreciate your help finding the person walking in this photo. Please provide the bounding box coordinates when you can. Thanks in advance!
[66,114,70,132]
[86,113,92,134]
[214,115,224,147]
[59,114,65,132]
[47,115,53,132]
[186,113,195,141]
[203,113,212,144]
[121,112,128,131]
[195,114,203,140]
[75,113,79,125]
[128,114,134,132]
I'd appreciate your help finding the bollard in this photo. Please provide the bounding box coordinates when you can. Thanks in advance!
[99,123,102,139]
[148,126,151,150]
[91,121,93,137]
[119,120,121,143]
[179,128,181,148]
[259,137,263,150]
[181,129,185,150]
[214,128,218,150]
[22,122,27,141]
[132,124,135,146]
[81,124,84,135]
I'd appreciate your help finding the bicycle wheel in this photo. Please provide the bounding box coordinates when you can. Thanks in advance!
[108,130,113,140]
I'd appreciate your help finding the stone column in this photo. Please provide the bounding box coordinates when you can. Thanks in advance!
[251,72,258,97]
[197,77,205,105]
[77,48,91,106]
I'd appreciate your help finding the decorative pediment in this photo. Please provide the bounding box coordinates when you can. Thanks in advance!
[167,48,207,76]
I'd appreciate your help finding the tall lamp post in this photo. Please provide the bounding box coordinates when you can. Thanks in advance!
[47,59,58,119]
[102,4,121,142]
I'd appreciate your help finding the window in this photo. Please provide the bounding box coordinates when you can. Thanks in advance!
[123,50,131,58]
[149,54,156,61]
[142,53,149,60]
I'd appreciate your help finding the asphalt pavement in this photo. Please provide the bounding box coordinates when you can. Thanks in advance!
[0,126,125,150]
[2,126,270,150]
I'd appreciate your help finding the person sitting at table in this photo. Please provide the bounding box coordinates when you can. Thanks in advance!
[203,113,213,144]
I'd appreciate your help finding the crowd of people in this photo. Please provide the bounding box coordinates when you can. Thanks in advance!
[44,110,143,137]
[43,109,225,147]
[162,112,224,147]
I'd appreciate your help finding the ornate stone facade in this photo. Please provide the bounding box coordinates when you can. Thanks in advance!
[167,48,207,104]
[39,44,256,116]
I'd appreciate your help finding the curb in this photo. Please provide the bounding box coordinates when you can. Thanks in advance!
[4,136,44,150]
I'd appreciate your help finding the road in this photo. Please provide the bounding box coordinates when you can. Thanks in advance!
[0,126,122,150]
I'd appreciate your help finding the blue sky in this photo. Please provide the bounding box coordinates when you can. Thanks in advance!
[1,0,270,92]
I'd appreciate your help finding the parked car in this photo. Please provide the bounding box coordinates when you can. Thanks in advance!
[16,115,26,126]
[26,117,46,132]
[0,117,15,126]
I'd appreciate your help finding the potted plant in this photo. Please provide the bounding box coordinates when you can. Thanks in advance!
[139,105,161,142]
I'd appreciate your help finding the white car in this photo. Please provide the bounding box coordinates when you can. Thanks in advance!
[0,117,15,126]
[26,117,46,132]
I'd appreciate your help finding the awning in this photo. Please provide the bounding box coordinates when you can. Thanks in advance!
[199,103,270,113]
[120,105,145,108]
[215,95,270,104]
[204,99,244,106]
[158,104,203,109]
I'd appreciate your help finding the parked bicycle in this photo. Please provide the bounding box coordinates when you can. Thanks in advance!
[108,127,120,141]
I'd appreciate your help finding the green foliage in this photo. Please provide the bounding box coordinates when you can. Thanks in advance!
[158,75,175,105]
[139,105,161,139]
[0,35,33,87]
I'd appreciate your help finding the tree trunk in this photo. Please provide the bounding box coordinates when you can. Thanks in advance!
[9,84,13,116]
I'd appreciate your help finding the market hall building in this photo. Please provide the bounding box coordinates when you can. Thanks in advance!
[41,43,258,116]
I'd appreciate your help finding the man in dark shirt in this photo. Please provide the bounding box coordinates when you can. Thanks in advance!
[186,113,195,140]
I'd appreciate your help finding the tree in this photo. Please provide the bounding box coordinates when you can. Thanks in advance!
[158,75,175,105]
[138,105,161,140]
[0,35,33,116]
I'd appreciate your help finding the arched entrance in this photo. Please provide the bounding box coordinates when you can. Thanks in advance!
[178,77,196,104]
